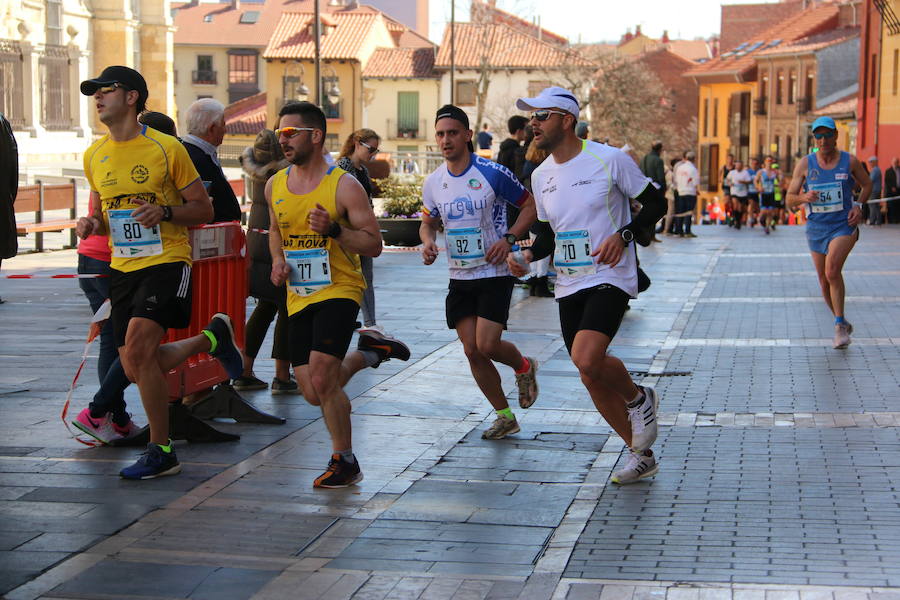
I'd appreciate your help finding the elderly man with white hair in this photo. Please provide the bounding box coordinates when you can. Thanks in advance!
[182,98,241,223]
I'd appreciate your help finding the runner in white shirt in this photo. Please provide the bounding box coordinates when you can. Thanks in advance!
[420,105,539,440]
[506,87,667,484]
[727,160,752,229]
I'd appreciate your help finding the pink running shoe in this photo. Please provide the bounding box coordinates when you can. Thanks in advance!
[112,419,142,439]
[73,408,122,445]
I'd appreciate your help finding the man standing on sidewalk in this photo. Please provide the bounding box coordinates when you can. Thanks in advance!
[507,87,666,484]
[786,116,871,349]
[867,156,884,226]
[420,104,539,440]
[268,102,410,488]
[75,65,245,479]
[673,151,699,238]
[640,141,665,242]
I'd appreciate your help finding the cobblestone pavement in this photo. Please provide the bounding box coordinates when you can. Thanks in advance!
[0,224,899,599]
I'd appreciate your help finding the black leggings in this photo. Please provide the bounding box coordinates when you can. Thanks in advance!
[245,296,290,361]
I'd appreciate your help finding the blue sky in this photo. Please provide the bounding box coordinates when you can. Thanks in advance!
[428,0,783,44]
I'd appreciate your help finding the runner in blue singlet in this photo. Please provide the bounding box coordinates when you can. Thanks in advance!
[786,117,871,349]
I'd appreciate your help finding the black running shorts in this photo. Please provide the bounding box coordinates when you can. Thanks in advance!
[288,298,360,366]
[445,276,516,329]
[109,261,192,348]
[760,193,777,209]
[558,283,630,354]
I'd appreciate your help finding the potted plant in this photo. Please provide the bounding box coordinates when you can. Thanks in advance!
[373,175,424,246]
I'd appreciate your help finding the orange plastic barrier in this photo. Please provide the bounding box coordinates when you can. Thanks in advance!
[164,222,247,399]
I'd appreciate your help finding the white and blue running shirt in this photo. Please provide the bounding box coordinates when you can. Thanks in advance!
[422,153,528,280]
[531,140,653,299]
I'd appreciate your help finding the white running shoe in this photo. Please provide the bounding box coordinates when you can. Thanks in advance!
[833,322,851,349]
[611,450,659,485]
[628,386,659,453]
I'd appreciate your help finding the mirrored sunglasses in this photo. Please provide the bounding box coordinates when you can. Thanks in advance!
[813,131,836,140]
[530,109,568,122]
[96,82,131,95]
[275,126,315,139]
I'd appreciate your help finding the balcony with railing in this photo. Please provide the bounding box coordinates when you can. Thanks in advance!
[192,70,217,85]
[753,97,767,116]
[39,46,72,131]
[386,118,428,141]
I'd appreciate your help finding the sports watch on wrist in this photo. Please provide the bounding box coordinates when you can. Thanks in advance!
[620,228,634,246]
[327,221,343,239]
[503,232,517,245]
[161,205,173,222]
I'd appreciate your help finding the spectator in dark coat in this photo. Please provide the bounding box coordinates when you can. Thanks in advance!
[886,157,900,224]
[497,115,529,230]
[1,113,17,263]
[181,98,241,223]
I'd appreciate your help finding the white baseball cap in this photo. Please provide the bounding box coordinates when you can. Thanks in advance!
[516,86,580,119]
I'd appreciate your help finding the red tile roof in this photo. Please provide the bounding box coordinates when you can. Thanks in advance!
[263,11,382,60]
[756,26,859,57]
[434,22,593,69]
[224,91,267,135]
[173,0,304,47]
[686,4,840,81]
[469,0,568,47]
[812,94,856,117]
[362,47,436,78]
[666,40,712,62]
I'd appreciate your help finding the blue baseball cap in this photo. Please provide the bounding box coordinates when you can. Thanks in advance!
[811,116,836,131]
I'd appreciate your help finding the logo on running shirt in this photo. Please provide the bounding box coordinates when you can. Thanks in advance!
[542,184,557,195]
[131,164,150,184]
[572,179,594,187]
[100,156,110,163]
[808,169,820,182]
[468,178,482,190]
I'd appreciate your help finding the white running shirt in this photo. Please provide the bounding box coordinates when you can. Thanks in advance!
[531,139,652,299]
[422,153,528,280]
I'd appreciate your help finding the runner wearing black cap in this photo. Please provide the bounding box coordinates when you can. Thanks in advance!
[75,66,245,478]
[419,105,539,440]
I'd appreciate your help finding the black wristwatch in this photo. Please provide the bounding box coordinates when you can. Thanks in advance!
[503,232,517,245]
[327,221,343,239]
[161,205,173,222]
[620,228,634,246]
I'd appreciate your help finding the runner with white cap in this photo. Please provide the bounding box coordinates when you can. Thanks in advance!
[506,87,667,484]
[786,116,871,349]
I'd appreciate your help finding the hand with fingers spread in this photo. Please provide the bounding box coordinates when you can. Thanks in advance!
[591,232,626,267]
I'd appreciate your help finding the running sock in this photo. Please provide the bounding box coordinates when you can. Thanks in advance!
[514,356,531,375]
[337,448,355,463]
[359,349,380,368]
[835,316,846,325]
[202,329,218,354]
[156,441,173,454]
[626,388,645,408]
[497,407,515,420]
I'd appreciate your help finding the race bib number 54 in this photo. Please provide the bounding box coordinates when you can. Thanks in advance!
[108,209,163,258]
[809,182,843,213]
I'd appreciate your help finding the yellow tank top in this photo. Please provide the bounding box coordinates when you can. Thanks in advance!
[271,165,364,316]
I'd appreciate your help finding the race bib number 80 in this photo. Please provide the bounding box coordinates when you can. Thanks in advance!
[286,248,332,297]
[108,209,163,257]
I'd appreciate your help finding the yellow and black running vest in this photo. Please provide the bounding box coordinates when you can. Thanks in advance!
[271,165,365,316]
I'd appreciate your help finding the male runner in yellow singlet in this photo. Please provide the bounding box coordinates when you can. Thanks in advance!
[76,66,245,479]
[267,101,410,488]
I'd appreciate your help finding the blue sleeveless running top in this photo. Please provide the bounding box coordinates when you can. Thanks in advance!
[804,151,854,226]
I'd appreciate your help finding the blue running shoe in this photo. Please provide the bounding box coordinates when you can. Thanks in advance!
[120,443,181,479]
[204,313,244,379]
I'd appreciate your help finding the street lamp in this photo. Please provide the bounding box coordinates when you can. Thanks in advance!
[284,61,310,102]
[323,65,341,106]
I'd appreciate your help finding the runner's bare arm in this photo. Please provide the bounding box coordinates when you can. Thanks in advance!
[419,212,440,265]
[848,156,871,227]
[265,177,290,286]
[131,179,213,227]
[76,190,106,238]
[786,156,812,210]
[311,173,382,258]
